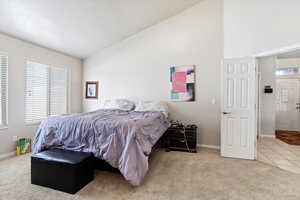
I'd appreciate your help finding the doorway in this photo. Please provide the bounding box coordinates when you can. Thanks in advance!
[257,50,300,174]
[276,78,300,144]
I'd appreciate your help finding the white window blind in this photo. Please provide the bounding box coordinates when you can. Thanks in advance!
[25,61,68,124]
[50,67,67,116]
[0,55,8,126]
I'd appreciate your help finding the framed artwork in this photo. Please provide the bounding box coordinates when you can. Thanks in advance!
[170,65,195,102]
[85,81,98,99]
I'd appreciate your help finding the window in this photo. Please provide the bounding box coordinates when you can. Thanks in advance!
[276,67,299,76]
[49,67,68,116]
[25,61,68,124]
[0,55,8,126]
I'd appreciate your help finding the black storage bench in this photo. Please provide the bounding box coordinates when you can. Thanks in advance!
[31,149,94,194]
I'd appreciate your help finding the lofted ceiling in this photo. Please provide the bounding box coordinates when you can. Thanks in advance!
[0,0,201,59]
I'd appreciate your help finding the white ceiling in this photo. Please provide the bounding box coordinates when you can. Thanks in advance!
[0,0,201,59]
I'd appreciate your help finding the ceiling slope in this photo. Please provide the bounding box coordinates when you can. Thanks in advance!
[0,0,201,58]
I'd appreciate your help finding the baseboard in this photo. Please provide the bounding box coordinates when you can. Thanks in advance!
[259,134,275,138]
[197,144,220,150]
[0,151,15,160]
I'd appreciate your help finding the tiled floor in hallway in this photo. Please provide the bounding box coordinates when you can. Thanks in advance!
[258,137,300,174]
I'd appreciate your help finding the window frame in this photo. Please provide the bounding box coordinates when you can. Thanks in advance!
[25,60,69,125]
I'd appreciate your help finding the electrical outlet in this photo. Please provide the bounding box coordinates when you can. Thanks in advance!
[13,136,18,142]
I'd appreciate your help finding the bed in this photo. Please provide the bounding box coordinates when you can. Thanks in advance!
[32,105,170,186]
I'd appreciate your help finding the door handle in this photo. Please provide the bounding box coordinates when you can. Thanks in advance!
[222,112,231,115]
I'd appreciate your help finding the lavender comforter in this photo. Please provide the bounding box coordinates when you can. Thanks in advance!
[32,109,170,186]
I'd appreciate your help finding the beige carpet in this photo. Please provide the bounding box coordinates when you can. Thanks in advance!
[1,148,300,200]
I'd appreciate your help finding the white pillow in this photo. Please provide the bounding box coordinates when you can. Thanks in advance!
[103,99,135,111]
[135,101,169,117]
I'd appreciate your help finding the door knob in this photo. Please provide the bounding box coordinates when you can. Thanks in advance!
[223,112,231,115]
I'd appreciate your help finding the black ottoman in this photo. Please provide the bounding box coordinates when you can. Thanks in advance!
[31,149,94,194]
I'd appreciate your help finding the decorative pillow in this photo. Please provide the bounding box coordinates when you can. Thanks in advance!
[135,101,169,117]
[103,99,135,111]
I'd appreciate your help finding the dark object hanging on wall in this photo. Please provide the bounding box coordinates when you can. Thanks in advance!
[85,81,99,99]
[264,85,273,93]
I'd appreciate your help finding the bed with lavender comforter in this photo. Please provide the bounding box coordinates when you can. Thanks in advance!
[32,109,170,186]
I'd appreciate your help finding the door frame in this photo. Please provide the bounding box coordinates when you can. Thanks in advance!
[257,69,262,138]
[222,44,300,160]
[254,44,300,139]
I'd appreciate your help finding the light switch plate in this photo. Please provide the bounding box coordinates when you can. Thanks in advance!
[13,136,18,142]
[212,98,216,105]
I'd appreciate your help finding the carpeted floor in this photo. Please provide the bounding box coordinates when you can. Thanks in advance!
[1,148,300,200]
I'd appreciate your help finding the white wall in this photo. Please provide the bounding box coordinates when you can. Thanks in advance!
[83,0,223,147]
[277,58,300,68]
[224,0,300,58]
[0,33,82,155]
[258,56,277,136]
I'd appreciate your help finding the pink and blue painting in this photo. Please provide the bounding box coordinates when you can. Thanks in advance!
[170,65,195,102]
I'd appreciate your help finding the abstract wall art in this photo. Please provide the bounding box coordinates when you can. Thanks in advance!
[170,65,195,102]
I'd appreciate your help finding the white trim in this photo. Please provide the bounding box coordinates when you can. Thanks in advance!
[257,71,262,138]
[197,144,220,150]
[259,134,275,138]
[254,43,300,58]
[0,151,15,160]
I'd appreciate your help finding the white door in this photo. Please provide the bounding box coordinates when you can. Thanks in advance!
[221,58,257,160]
[276,79,300,131]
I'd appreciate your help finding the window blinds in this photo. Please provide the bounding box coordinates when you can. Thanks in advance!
[0,55,8,126]
[50,67,67,116]
[25,61,68,124]
[25,62,49,124]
